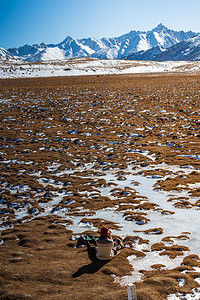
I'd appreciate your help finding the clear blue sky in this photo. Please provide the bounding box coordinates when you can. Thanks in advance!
[1,0,200,49]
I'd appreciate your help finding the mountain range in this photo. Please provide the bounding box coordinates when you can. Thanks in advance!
[1,24,200,62]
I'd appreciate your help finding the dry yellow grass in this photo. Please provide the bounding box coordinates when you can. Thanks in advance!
[0,74,200,299]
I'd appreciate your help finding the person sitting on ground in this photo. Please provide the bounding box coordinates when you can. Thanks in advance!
[85,226,124,261]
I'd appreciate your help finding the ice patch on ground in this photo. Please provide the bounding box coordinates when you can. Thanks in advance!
[1,57,200,79]
[168,288,200,299]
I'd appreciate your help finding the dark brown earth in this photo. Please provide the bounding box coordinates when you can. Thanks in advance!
[0,74,200,299]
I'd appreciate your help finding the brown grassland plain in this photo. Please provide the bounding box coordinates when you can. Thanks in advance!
[0,74,200,299]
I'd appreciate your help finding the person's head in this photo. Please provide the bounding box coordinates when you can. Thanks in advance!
[100,226,110,238]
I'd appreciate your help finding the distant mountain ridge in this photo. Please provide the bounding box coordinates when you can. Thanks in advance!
[1,24,200,62]
[0,47,14,59]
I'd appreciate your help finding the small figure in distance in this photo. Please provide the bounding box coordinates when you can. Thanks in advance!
[85,226,124,261]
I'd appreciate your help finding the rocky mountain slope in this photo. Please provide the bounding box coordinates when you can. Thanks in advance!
[124,34,200,61]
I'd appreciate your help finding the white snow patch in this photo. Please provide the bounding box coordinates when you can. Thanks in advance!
[137,34,150,51]
[1,57,200,79]
[41,47,65,60]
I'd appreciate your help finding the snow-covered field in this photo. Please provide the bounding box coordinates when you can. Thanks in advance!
[1,57,200,79]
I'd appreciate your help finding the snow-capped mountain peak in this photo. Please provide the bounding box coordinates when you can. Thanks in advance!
[151,23,169,32]
[155,33,200,61]
[0,24,199,62]
[59,36,73,45]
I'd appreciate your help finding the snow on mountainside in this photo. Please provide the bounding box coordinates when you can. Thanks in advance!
[125,34,200,61]
[1,24,198,62]
[0,47,14,59]
[123,45,165,61]
[155,34,200,61]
